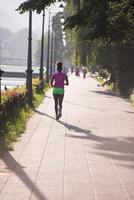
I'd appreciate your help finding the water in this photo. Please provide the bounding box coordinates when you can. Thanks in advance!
[0,65,40,73]
[0,65,40,91]
[2,77,26,90]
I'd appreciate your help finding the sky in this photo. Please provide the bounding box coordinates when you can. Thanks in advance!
[0,0,63,37]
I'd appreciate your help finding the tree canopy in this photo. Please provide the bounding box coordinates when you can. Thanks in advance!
[17,0,60,13]
[17,0,134,97]
[65,0,134,44]
[18,0,134,44]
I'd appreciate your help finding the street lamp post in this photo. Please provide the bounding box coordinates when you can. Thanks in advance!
[59,3,64,12]
[0,68,4,105]
[50,31,54,77]
[46,3,64,83]
[26,9,33,105]
[39,9,45,91]
[46,11,51,83]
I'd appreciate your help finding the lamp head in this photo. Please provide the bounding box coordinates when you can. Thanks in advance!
[59,3,64,12]
[0,69,4,76]
[59,3,64,8]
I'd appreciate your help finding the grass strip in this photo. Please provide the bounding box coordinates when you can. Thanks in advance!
[0,82,50,151]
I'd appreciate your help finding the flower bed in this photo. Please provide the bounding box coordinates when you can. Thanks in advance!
[0,79,48,150]
[1,87,26,120]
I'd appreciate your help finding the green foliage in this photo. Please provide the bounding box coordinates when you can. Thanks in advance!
[0,80,49,150]
[52,13,64,61]
[112,45,134,97]
[96,46,114,74]
[95,44,134,97]
[17,0,58,13]
[20,0,134,98]
[0,107,31,150]
[64,0,134,98]
[17,0,134,44]
[34,32,48,66]
[65,0,134,44]
[130,92,134,107]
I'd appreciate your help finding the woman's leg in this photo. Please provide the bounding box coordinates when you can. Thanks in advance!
[58,94,64,117]
[53,94,59,118]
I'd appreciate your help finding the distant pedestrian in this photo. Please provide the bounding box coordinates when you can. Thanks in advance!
[51,61,69,120]
[75,66,80,76]
[82,67,88,79]
[4,85,8,91]
[70,65,74,74]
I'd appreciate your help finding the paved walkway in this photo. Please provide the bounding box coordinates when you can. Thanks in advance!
[0,74,134,200]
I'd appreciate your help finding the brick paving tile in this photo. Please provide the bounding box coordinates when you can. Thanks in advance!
[0,74,134,200]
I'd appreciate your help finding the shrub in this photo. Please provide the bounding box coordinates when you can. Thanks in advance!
[0,79,48,150]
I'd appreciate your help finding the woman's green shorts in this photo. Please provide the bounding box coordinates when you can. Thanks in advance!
[53,87,64,94]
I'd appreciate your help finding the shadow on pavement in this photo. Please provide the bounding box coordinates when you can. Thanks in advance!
[65,128,134,169]
[1,152,47,200]
[35,110,134,169]
[45,95,53,99]
[91,90,131,103]
[35,110,93,136]
[91,90,118,97]
[93,136,134,169]
[35,110,55,120]
[59,120,92,135]
[125,111,134,114]
[66,131,114,141]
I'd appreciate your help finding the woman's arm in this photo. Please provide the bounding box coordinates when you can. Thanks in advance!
[51,76,54,87]
[65,75,69,85]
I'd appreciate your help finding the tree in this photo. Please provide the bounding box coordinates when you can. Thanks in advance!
[17,0,134,96]
[34,32,48,66]
[64,0,134,97]
[17,0,59,13]
[65,0,134,44]
[17,0,134,44]
[0,27,13,64]
[52,13,64,62]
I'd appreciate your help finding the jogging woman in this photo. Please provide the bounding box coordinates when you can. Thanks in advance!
[51,61,69,120]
